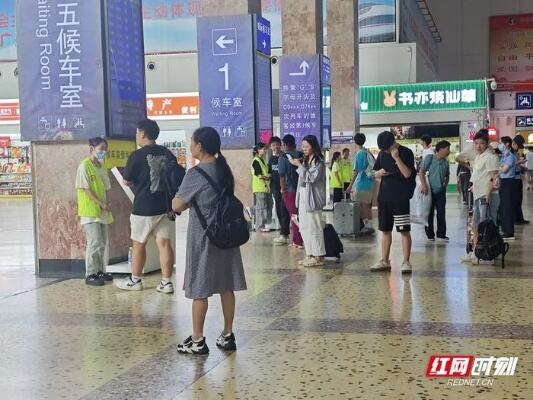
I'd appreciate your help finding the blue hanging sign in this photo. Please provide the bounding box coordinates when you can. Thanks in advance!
[16,0,107,140]
[256,15,271,56]
[197,15,256,149]
[106,0,147,138]
[279,55,323,146]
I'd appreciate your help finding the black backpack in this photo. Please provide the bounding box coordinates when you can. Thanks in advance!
[324,224,343,259]
[474,218,509,268]
[163,157,186,220]
[192,167,250,249]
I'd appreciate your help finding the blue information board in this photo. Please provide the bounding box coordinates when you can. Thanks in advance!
[279,55,322,146]
[197,15,256,149]
[197,14,272,150]
[16,0,145,141]
[17,0,107,140]
[106,0,146,138]
[255,54,273,145]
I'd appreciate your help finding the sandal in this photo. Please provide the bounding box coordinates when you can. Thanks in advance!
[298,257,312,266]
[302,258,325,267]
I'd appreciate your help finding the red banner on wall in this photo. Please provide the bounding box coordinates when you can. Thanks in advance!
[490,14,533,91]
[0,100,19,124]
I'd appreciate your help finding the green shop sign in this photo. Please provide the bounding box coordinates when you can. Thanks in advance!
[360,80,487,113]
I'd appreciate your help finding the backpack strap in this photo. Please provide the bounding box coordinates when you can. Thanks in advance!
[194,166,222,194]
[190,166,220,231]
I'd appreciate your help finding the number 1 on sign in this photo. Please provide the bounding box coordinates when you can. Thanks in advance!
[218,63,229,91]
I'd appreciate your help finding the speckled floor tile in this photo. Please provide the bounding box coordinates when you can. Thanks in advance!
[173,332,533,400]
[0,197,532,400]
[0,325,177,400]
[282,275,533,325]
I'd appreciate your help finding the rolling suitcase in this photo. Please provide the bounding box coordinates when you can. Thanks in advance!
[333,199,360,236]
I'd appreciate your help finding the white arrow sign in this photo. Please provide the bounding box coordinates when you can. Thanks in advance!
[216,35,235,49]
[289,61,310,76]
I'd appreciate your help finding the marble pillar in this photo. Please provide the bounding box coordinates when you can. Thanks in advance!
[327,0,359,154]
[200,0,262,206]
[282,0,324,55]
[32,142,132,277]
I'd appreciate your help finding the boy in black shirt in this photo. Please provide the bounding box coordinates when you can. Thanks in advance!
[268,137,290,244]
[371,131,416,274]
[116,119,176,293]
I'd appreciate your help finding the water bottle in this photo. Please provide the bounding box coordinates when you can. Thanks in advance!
[128,247,132,266]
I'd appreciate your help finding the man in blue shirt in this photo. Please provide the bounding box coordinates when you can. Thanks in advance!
[347,133,375,234]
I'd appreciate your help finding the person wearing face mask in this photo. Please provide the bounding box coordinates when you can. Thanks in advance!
[75,137,114,286]
[497,137,517,241]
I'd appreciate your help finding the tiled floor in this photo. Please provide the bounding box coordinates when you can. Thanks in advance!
[0,196,532,400]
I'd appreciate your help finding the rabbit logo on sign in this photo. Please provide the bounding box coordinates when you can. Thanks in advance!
[383,90,397,107]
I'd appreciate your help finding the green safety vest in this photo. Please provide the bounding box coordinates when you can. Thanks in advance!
[251,156,270,193]
[330,161,343,189]
[77,158,113,221]
[340,158,352,183]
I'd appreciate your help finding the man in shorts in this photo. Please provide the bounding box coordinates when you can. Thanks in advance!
[461,129,500,264]
[370,131,416,274]
[346,133,375,234]
[116,119,176,292]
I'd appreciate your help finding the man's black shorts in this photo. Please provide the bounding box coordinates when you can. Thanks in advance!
[378,199,411,232]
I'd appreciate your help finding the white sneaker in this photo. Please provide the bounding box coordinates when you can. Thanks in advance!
[115,276,143,291]
[359,227,375,235]
[461,253,474,264]
[273,236,289,245]
[370,259,391,272]
[401,261,412,274]
[156,281,174,294]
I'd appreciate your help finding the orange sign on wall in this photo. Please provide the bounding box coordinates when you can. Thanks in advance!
[0,100,20,124]
[0,94,201,126]
[146,93,199,120]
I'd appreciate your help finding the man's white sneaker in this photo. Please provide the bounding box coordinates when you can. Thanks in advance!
[401,261,413,274]
[273,236,289,245]
[461,253,474,264]
[156,281,174,294]
[115,276,143,291]
[370,259,391,272]
[359,227,375,235]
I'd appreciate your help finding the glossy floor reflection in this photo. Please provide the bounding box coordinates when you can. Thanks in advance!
[0,196,532,400]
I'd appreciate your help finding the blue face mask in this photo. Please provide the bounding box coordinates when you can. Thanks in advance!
[498,143,506,153]
[95,150,107,161]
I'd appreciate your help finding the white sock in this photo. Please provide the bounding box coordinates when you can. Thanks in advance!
[131,275,141,283]
[365,219,373,228]
[161,278,170,285]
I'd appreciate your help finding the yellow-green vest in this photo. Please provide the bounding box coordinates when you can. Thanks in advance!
[340,158,352,184]
[77,158,113,221]
[330,161,343,189]
[251,156,269,193]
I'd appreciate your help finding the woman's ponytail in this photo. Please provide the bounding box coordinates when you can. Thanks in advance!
[215,152,235,194]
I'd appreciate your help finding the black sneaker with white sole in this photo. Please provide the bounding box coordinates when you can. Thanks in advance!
[177,336,209,355]
[85,274,104,286]
[216,332,237,351]
[97,271,114,282]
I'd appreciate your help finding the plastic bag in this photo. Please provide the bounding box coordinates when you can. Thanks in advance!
[410,177,432,225]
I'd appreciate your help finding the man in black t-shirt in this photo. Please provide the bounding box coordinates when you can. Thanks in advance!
[116,119,176,293]
[371,131,416,274]
[268,137,290,244]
